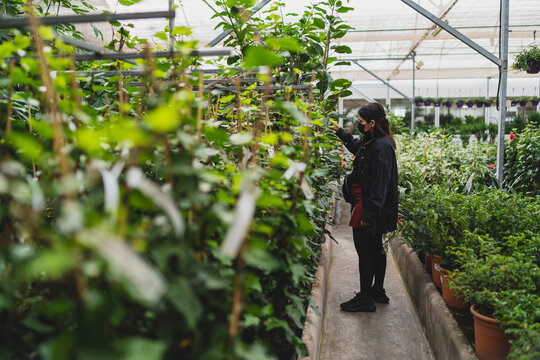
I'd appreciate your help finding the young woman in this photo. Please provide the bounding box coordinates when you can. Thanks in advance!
[330,102,398,312]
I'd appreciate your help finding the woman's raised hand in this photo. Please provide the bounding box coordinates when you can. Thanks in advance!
[329,121,340,131]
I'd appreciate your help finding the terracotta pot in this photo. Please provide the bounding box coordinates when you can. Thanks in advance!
[425,253,432,273]
[470,305,510,360]
[439,266,467,309]
[431,254,442,288]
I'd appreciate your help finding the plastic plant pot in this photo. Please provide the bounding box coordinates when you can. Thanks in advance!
[424,101,431,106]
[415,101,423,106]
[526,61,540,74]
[434,101,441,107]
[476,102,484,108]
[445,102,452,108]
[532,101,539,106]
[519,101,528,107]
[485,103,492,108]
[456,102,464,108]
[511,101,517,106]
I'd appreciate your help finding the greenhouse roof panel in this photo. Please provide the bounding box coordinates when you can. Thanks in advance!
[81,0,539,80]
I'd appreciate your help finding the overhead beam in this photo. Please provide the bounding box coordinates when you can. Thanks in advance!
[7,48,235,62]
[390,0,460,79]
[0,10,175,28]
[352,60,412,101]
[400,0,501,66]
[207,0,273,47]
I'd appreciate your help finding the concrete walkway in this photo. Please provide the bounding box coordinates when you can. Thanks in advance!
[320,202,434,360]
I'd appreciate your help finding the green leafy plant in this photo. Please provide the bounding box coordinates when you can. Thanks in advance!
[512,44,540,73]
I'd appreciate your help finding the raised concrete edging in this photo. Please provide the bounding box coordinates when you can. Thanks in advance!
[300,196,338,360]
[390,238,478,360]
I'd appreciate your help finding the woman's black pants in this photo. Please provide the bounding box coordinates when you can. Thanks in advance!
[353,226,387,298]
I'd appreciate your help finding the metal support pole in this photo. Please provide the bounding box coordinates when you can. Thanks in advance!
[496,0,509,183]
[169,0,175,52]
[485,78,490,125]
[352,61,411,101]
[411,52,416,133]
[0,11,175,28]
[435,78,440,127]
[538,79,540,113]
[338,97,344,127]
[386,83,391,108]
[400,0,501,66]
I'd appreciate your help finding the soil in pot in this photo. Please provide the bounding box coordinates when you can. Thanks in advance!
[470,305,510,360]
[439,266,467,309]
[431,254,442,288]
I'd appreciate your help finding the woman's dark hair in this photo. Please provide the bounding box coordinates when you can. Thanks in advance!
[357,102,396,149]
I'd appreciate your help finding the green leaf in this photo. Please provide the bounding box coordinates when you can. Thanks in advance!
[244,247,280,271]
[153,31,168,41]
[118,0,143,5]
[336,6,354,13]
[19,250,77,279]
[171,26,192,37]
[9,132,43,161]
[243,47,283,68]
[243,314,261,327]
[167,278,202,330]
[277,37,304,52]
[144,104,180,133]
[333,45,352,54]
[313,17,326,29]
[122,337,166,360]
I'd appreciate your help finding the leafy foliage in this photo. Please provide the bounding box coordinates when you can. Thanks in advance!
[0,1,354,359]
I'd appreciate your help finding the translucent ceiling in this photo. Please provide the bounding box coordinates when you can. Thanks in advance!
[82,0,540,81]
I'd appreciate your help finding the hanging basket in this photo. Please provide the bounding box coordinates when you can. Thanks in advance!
[424,101,432,106]
[526,61,540,74]
[445,102,453,108]
[511,101,517,106]
[434,101,441,107]
[467,102,474,108]
[532,101,539,106]
[456,101,464,108]
[415,101,423,106]
[519,101,528,107]
[476,102,484,108]
[485,103,492,108]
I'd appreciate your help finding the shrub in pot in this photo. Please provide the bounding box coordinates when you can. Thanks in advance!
[450,254,539,360]
[531,96,540,107]
[424,97,434,106]
[414,96,424,106]
[493,291,540,360]
[455,99,465,107]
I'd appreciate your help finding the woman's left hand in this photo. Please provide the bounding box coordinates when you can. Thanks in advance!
[329,121,340,131]
[360,220,371,227]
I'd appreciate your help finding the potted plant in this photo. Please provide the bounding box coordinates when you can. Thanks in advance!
[450,254,539,360]
[414,96,424,106]
[444,98,453,108]
[484,98,493,108]
[517,96,529,107]
[531,96,540,106]
[433,98,442,107]
[510,98,518,107]
[455,99,465,108]
[466,98,475,108]
[424,97,434,106]
[475,97,485,108]
[512,44,540,74]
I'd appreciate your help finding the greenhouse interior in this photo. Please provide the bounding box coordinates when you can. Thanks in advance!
[0,0,539,359]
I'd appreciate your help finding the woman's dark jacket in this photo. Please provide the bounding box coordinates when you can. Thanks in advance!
[336,128,398,234]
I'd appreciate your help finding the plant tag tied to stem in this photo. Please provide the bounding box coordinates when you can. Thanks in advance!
[220,183,261,258]
[301,178,314,200]
[283,160,306,180]
[79,231,166,305]
[96,160,125,223]
[126,167,185,238]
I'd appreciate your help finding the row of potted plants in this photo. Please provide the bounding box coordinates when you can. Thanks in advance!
[396,127,540,360]
[413,96,540,108]
[399,188,540,360]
